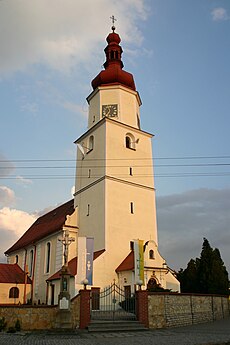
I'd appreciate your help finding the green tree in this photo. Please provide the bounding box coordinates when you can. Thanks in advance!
[177,238,229,295]
[178,258,200,293]
[198,238,214,294]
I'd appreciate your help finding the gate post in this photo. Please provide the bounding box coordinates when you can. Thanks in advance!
[79,289,91,329]
[136,290,149,328]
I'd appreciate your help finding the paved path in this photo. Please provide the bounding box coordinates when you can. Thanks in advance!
[0,317,230,345]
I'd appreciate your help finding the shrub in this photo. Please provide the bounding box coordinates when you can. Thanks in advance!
[7,327,16,333]
[15,319,21,332]
[119,296,136,313]
[0,317,7,332]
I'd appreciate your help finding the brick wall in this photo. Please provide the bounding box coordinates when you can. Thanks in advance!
[148,292,230,329]
[0,294,80,330]
[1,292,229,331]
[136,290,149,327]
[0,305,58,330]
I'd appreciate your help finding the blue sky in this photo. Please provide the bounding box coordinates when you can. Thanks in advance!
[0,0,230,272]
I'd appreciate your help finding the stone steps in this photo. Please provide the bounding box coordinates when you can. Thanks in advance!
[88,320,147,332]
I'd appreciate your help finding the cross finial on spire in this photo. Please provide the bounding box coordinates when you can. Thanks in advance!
[110,15,117,32]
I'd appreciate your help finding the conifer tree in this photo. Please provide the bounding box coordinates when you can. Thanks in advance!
[177,238,229,295]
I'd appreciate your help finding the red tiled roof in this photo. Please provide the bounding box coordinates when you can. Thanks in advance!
[0,263,32,284]
[116,251,134,272]
[47,249,105,281]
[5,200,75,255]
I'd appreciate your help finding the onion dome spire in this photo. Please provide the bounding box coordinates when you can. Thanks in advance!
[91,22,136,91]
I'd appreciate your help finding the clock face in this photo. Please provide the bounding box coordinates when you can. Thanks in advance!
[102,104,118,117]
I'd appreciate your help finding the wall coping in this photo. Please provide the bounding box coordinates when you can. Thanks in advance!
[0,304,57,308]
[148,292,229,298]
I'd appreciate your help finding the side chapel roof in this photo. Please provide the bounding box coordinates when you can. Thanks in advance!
[0,263,32,284]
[5,199,75,255]
[115,251,134,272]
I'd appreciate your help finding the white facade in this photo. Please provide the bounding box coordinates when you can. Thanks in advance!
[74,73,179,292]
[5,29,180,304]
[6,205,78,304]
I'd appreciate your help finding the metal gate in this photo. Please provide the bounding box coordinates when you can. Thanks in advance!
[90,282,136,321]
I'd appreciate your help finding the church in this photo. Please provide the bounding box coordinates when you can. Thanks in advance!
[3,25,180,305]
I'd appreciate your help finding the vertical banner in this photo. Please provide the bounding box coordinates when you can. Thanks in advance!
[138,240,144,283]
[134,240,140,283]
[76,237,94,285]
[86,237,94,285]
[76,237,86,284]
[134,239,144,283]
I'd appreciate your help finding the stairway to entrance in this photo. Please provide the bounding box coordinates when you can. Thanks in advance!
[88,320,147,332]
[88,282,147,332]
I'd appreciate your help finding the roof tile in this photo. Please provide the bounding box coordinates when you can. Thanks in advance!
[0,263,32,284]
[5,199,75,255]
[116,251,134,272]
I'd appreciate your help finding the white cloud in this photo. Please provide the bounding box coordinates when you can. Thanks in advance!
[0,207,36,237]
[0,153,15,177]
[0,186,15,207]
[0,207,37,260]
[157,188,230,273]
[211,7,229,21]
[20,102,38,115]
[15,175,33,186]
[0,0,148,76]
[62,101,88,119]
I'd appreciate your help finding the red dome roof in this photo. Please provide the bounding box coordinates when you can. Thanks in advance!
[106,32,121,44]
[91,29,136,91]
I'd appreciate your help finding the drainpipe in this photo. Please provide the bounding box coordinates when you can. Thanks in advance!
[31,244,36,303]
[23,249,28,304]
[46,281,49,305]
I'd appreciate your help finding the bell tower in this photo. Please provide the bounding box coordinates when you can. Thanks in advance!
[74,25,159,287]
[87,25,141,130]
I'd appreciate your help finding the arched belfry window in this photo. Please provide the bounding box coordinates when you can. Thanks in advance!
[149,249,154,260]
[9,287,19,298]
[45,242,51,273]
[126,136,131,148]
[88,135,94,152]
[125,133,135,150]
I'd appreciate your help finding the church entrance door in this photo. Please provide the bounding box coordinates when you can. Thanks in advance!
[90,282,136,321]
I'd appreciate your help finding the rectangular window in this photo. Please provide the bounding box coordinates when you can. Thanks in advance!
[88,169,91,178]
[130,202,134,214]
[87,204,90,216]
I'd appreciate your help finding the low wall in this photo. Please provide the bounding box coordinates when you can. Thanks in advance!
[0,305,58,330]
[148,292,230,329]
[0,294,80,330]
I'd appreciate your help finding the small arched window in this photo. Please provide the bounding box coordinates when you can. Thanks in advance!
[126,136,131,148]
[9,287,19,298]
[125,133,136,150]
[88,135,94,152]
[15,255,18,264]
[149,250,154,260]
[45,242,51,273]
